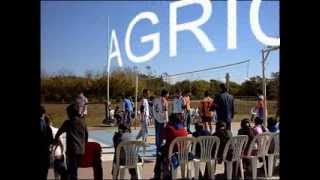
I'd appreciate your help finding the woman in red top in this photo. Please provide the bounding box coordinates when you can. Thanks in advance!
[153,113,188,179]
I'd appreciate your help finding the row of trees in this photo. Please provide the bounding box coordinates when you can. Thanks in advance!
[41,68,279,103]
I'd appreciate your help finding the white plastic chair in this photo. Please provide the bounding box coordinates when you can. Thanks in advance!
[242,133,273,179]
[112,140,146,180]
[193,136,220,179]
[168,137,197,179]
[222,135,248,180]
[266,132,280,177]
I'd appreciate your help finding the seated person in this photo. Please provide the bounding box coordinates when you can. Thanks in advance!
[267,117,279,133]
[192,122,211,158]
[253,117,268,136]
[238,118,255,154]
[238,118,255,171]
[153,113,188,179]
[112,123,137,179]
[212,121,233,164]
[192,122,210,178]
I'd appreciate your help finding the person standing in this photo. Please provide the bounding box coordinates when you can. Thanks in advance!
[40,106,53,180]
[53,103,88,180]
[123,94,134,128]
[198,91,214,133]
[182,91,192,133]
[76,92,88,118]
[213,83,235,131]
[172,89,184,125]
[136,89,150,143]
[153,89,169,154]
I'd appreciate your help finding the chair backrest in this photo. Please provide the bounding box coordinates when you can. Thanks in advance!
[115,140,146,168]
[196,136,220,161]
[247,133,273,157]
[168,137,196,164]
[223,135,248,162]
[268,132,280,156]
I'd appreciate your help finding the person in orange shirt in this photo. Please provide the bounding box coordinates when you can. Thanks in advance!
[198,91,214,133]
[182,90,192,133]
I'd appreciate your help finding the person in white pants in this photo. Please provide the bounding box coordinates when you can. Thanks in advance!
[136,89,150,143]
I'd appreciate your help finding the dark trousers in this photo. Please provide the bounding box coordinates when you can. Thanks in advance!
[226,122,231,130]
[184,110,191,132]
[93,150,103,180]
[125,111,133,128]
[67,153,81,180]
[155,121,165,154]
[39,153,50,180]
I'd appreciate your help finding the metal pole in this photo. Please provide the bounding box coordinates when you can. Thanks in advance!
[226,73,230,92]
[262,50,268,127]
[107,16,110,121]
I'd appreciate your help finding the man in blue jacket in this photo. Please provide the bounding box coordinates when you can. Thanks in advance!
[213,83,235,130]
[123,94,134,128]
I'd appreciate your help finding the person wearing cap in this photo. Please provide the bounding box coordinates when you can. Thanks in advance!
[254,95,266,120]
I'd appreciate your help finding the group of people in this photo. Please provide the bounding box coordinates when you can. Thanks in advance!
[112,83,279,179]
[40,85,279,179]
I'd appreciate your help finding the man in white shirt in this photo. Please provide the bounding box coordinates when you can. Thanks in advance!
[136,89,150,143]
[172,89,184,124]
[153,89,169,154]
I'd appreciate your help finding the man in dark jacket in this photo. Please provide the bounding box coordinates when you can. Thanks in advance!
[40,106,53,180]
[54,103,88,180]
[213,83,235,130]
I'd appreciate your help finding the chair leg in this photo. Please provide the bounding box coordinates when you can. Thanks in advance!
[136,165,143,179]
[239,160,244,180]
[235,160,239,178]
[268,155,275,177]
[171,165,178,180]
[112,166,119,180]
[251,158,257,180]
[207,160,214,179]
[263,157,268,177]
[187,161,194,178]
[119,167,126,179]
[226,161,233,180]
[194,160,200,180]
[180,163,186,178]
[212,160,217,180]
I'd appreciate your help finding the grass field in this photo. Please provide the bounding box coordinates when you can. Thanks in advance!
[44,100,276,127]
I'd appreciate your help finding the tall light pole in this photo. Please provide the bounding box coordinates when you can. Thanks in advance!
[262,45,279,127]
[106,16,110,122]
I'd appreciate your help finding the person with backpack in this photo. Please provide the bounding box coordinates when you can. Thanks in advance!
[198,91,214,134]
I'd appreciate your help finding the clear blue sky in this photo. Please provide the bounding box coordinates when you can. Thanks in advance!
[41,0,279,83]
